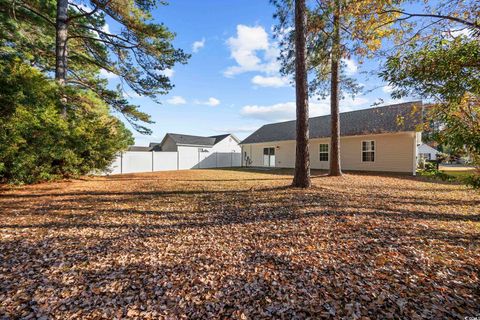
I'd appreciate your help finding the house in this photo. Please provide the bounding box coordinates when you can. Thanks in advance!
[417,143,439,161]
[150,133,241,169]
[240,101,423,175]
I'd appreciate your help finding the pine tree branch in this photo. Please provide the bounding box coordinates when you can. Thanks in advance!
[68,34,140,49]
[379,9,480,31]
[14,1,55,26]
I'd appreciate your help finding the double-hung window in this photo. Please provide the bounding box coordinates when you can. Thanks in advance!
[319,143,329,162]
[362,141,375,162]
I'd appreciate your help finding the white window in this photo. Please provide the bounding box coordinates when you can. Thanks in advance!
[419,153,431,160]
[362,141,375,162]
[319,143,329,162]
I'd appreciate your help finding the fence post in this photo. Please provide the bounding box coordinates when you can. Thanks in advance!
[231,153,233,167]
[120,152,123,174]
[176,151,179,170]
[152,151,154,172]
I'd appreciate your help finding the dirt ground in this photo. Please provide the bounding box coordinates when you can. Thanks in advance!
[1,169,479,319]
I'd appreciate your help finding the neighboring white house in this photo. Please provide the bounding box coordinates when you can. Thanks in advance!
[149,133,241,169]
[417,143,439,161]
[152,133,241,153]
[240,101,424,175]
[109,133,242,174]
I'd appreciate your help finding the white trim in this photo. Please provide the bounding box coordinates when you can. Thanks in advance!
[361,140,375,163]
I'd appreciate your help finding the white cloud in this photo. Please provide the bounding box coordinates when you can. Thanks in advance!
[214,126,258,134]
[192,38,206,53]
[166,96,186,105]
[241,102,297,121]
[195,97,220,107]
[444,28,472,39]
[342,58,358,76]
[224,25,280,77]
[162,69,175,78]
[102,23,111,34]
[99,69,117,79]
[382,85,394,93]
[240,96,369,122]
[251,75,289,88]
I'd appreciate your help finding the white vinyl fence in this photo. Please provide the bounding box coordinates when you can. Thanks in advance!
[108,151,241,174]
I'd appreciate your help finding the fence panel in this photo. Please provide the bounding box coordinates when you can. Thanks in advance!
[109,156,122,175]
[232,153,241,167]
[121,151,153,174]
[153,152,177,171]
[216,153,234,168]
[107,151,241,174]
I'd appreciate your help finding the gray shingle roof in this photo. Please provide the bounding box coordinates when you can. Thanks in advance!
[241,101,423,145]
[127,146,152,152]
[166,133,217,146]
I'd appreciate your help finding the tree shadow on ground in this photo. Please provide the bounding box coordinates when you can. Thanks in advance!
[0,171,479,319]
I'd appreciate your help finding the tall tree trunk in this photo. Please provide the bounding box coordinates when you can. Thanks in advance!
[292,0,311,188]
[56,0,68,117]
[329,0,342,176]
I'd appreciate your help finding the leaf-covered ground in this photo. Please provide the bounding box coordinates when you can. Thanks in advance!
[1,169,479,319]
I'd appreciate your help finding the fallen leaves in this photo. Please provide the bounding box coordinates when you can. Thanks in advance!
[0,169,479,319]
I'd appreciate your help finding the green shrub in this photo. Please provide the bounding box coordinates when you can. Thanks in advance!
[0,59,133,184]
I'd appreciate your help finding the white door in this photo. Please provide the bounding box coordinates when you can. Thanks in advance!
[270,149,275,167]
[263,147,275,167]
[263,147,269,166]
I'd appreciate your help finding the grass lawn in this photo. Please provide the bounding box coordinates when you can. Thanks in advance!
[1,169,479,319]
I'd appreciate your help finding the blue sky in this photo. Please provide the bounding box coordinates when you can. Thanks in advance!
[102,1,405,145]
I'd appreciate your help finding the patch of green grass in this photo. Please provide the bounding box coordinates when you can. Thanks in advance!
[442,170,472,179]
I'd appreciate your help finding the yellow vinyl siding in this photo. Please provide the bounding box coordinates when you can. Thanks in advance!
[242,132,416,174]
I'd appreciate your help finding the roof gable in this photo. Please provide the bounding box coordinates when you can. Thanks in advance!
[241,101,423,144]
[209,134,241,144]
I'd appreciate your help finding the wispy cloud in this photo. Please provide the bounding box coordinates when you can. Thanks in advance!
[195,97,221,107]
[192,38,206,53]
[382,85,394,93]
[214,126,258,134]
[251,75,289,88]
[240,96,369,122]
[166,96,186,105]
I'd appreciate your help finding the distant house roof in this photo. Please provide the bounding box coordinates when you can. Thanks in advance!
[241,101,423,145]
[166,133,217,146]
[418,143,439,153]
[150,133,239,150]
[127,146,152,152]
